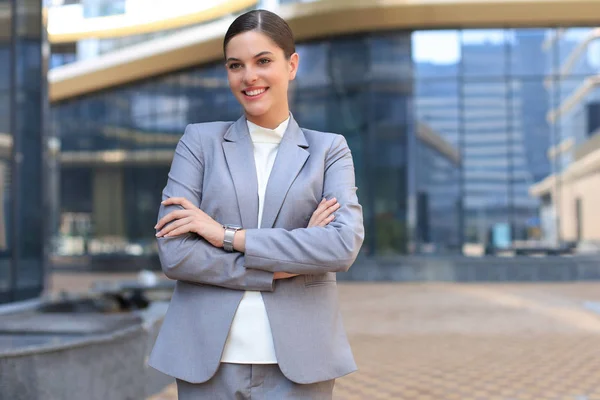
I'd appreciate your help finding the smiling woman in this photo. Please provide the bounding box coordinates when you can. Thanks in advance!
[148,9,365,400]
[224,21,298,128]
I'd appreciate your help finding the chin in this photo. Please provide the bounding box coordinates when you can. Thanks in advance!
[244,105,271,118]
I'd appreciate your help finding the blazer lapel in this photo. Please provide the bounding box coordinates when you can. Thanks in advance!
[222,117,260,229]
[260,116,310,229]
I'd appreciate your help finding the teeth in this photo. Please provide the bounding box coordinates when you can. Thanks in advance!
[245,88,266,96]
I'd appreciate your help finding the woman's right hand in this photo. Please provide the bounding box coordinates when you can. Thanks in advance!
[273,198,339,281]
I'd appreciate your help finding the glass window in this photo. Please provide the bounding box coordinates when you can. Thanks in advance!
[463,80,510,246]
[412,30,460,78]
[509,28,552,77]
[49,25,600,267]
[461,29,509,77]
[369,34,412,83]
[513,77,551,183]
[556,28,598,78]
[414,80,461,253]
[294,42,330,90]
[0,46,10,92]
[0,0,46,303]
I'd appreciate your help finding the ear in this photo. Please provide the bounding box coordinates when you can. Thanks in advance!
[288,52,299,81]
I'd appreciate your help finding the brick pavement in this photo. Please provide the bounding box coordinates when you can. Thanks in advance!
[50,273,600,400]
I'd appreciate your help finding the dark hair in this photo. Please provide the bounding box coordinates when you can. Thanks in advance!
[223,9,296,59]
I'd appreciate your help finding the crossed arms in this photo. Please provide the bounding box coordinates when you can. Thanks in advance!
[155,125,364,291]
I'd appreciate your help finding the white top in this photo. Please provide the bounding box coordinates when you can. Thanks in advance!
[220,116,290,364]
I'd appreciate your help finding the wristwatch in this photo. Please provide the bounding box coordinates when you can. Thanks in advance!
[222,224,242,252]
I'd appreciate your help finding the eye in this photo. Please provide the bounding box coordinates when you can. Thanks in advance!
[228,63,242,70]
[258,58,271,65]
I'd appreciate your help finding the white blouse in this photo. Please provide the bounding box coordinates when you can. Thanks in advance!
[220,116,290,364]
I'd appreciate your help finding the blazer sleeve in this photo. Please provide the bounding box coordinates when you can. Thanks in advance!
[156,124,275,292]
[243,134,365,275]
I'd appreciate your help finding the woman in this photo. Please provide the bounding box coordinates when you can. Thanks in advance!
[150,9,364,400]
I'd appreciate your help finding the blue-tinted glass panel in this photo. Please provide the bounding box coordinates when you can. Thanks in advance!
[461,30,508,77]
[549,78,594,153]
[15,1,44,300]
[0,46,10,92]
[556,28,598,78]
[510,29,552,77]
[514,77,551,183]
[294,42,329,90]
[414,80,461,253]
[412,30,460,78]
[369,34,412,83]
[463,80,510,246]
[49,25,600,265]
[83,0,125,18]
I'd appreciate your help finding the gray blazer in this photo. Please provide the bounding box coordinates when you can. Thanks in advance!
[148,114,365,385]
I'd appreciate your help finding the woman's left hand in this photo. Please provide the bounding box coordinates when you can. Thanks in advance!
[155,197,224,248]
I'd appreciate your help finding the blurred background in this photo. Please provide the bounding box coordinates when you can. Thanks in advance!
[4,0,600,399]
[45,0,600,275]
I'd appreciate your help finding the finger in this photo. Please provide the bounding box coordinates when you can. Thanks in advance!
[155,210,193,230]
[313,197,337,217]
[164,220,196,237]
[161,197,185,206]
[325,202,341,214]
[308,205,326,226]
[162,197,197,210]
[319,213,335,227]
[320,198,337,212]
[155,210,188,230]
[312,200,328,216]
[313,202,340,225]
[155,214,178,231]
[157,216,193,237]
[308,198,338,227]
[158,216,194,236]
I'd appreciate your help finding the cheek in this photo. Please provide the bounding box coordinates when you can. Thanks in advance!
[266,70,288,89]
[227,73,241,89]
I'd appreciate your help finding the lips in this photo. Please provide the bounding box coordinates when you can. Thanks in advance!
[243,87,268,97]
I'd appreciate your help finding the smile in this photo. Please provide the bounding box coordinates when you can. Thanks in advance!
[243,88,268,97]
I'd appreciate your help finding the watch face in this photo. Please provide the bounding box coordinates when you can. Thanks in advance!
[225,225,242,230]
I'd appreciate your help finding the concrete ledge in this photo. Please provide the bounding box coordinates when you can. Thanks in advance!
[0,299,170,400]
[0,325,146,399]
[51,254,600,283]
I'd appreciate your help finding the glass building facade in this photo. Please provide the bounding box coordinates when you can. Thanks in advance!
[48,0,256,68]
[0,0,47,303]
[50,26,600,266]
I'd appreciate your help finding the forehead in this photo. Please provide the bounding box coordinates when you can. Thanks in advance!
[225,30,282,58]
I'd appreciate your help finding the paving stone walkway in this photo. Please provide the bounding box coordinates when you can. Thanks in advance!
[50,273,600,400]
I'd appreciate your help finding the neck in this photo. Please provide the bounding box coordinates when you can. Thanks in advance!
[246,108,289,130]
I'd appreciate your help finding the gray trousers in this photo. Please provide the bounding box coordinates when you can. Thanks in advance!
[176,363,335,399]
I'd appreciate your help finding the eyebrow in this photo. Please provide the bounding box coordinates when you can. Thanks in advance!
[226,51,274,63]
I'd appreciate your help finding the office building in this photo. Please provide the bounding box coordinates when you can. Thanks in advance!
[46,0,600,270]
[0,0,46,303]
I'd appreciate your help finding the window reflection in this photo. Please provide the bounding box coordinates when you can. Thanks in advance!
[462,29,509,77]
[0,0,44,303]
[412,30,460,78]
[413,28,557,254]
[50,26,600,265]
[415,79,460,253]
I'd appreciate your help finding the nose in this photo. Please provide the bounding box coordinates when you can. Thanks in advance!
[243,66,258,85]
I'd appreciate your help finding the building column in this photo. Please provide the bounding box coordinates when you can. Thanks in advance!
[92,167,125,238]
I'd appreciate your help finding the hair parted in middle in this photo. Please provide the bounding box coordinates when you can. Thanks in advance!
[223,9,296,59]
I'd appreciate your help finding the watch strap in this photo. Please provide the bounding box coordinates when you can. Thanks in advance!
[223,226,240,252]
